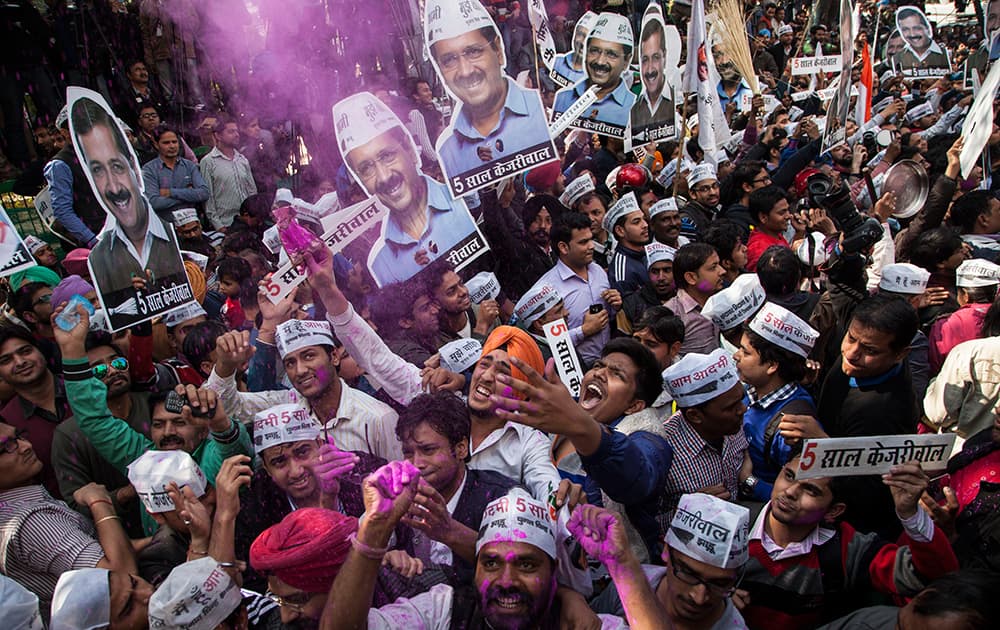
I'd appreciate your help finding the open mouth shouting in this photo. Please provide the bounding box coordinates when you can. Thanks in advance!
[579,379,605,411]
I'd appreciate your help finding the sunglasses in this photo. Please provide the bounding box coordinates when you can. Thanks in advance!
[92,357,128,378]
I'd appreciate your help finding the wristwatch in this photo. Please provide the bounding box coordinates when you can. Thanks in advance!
[739,475,759,499]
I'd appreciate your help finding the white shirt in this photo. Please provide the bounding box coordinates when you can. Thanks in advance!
[326,304,562,501]
[100,206,170,268]
[424,470,467,566]
[366,584,627,629]
[203,370,403,461]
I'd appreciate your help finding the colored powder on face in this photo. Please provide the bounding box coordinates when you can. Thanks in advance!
[696,280,716,293]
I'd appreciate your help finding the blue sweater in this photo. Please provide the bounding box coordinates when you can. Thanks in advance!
[742,384,817,501]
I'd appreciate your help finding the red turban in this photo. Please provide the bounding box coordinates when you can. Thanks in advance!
[250,508,358,592]
[481,325,545,384]
[525,161,562,192]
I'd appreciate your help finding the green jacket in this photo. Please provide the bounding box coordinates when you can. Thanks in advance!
[64,358,253,535]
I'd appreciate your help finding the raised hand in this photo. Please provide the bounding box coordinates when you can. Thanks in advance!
[214,330,255,379]
[567,505,632,569]
[166,481,211,542]
[491,356,591,437]
[311,441,360,497]
[362,460,421,530]
[919,486,959,538]
[882,462,929,519]
[381,550,424,577]
[51,300,91,356]
[214,454,252,519]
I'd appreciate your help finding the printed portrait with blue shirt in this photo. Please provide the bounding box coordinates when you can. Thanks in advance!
[333,91,488,288]
[551,12,637,140]
[425,0,559,199]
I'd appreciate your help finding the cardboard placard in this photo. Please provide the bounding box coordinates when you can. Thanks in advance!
[542,318,584,398]
[791,55,843,75]
[0,205,38,277]
[796,434,956,479]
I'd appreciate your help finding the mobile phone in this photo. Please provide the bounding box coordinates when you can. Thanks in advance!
[165,391,213,417]
[926,473,952,503]
[589,304,604,314]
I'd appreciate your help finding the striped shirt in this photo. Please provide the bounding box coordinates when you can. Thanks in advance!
[0,485,105,612]
[199,147,257,230]
[659,411,748,534]
[204,371,403,462]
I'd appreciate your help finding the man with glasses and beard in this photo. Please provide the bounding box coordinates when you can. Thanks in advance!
[425,0,555,191]
[69,95,190,330]
[334,92,480,287]
[553,12,638,136]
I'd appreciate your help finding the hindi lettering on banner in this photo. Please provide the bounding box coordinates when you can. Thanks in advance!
[791,55,843,75]
[0,205,38,278]
[542,318,584,398]
[796,434,957,479]
[630,4,680,144]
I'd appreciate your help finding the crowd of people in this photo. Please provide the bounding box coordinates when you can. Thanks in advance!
[2,0,1000,629]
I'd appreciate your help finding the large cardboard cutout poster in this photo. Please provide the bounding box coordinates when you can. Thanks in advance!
[67,87,195,332]
[551,12,638,139]
[892,6,951,78]
[0,205,37,277]
[333,91,489,289]
[424,0,558,199]
[631,5,680,144]
[550,11,599,88]
[822,0,854,153]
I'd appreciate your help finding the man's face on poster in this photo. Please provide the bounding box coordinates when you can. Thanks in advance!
[431,29,506,113]
[886,32,905,57]
[899,15,932,53]
[989,1,1000,39]
[573,23,589,58]
[78,122,147,237]
[586,37,629,89]
[347,128,422,216]
[640,30,666,100]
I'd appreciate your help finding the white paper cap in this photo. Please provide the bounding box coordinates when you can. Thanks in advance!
[424,0,498,47]
[477,488,557,558]
[663,348,741,408]
[956,259,1000,288]
[577,11,599,34]
[163,302,207,329]
[879,69,895,85]
[171,207,199,226]
[514,282,563,325]
[56,105,70,129]
[333,92,409,162]
[127,450,207,514]
[148,558,243,630]
[777,24,794,36]
[645,242,676,268]
[715,149,732,164]
[276,319,336,359]
[560,174,596,208]
[749,302,818,358]
[879,262,931,294]
[687,163,717,188]
[588,12,634,49]
[666,493,750,569]
[466,271,501,304]
[22,235,47,255]
[252,403,320,454]
[649,198,679,218]
[701,274,766,331]
[0,575,42,630]
[50,568,110,630]
[796,232,828,266]
[273,188,294,206]
[439,338,484,372]
[904,101,934,124]
[603,191,641,233]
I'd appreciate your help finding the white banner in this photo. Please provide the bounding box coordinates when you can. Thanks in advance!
[0,205,38,277]
[791,55,843,75]
[796,434,956,479]
[527,0,557,72]
[33,186,54,224]
[543,318,584,398]
[961,58,1000,178]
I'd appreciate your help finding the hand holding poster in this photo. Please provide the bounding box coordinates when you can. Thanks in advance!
[0,205,38,278]
[960,58,1000,178]
[795,434,956,479]
[424,0,558,198]
[67,87,195,332]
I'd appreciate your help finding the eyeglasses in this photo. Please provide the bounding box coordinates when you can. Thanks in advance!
[437,42,492,71]
[355,145,403,181]
[753,176,772,185]
[668,551,742,597]
[587,45,623,61]
[32,293,53,306]
[692,182,720,193]
[92,357,128,378]
[139,112,159,119]
[265,591,309,614]
[0,429,27,455]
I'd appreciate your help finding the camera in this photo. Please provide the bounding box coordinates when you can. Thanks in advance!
[805,172,883,254]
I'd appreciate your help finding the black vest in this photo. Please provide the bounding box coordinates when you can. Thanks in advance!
[52,145,107,244]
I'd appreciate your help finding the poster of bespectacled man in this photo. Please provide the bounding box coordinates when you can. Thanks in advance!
[424,0,558,199]
[333,90,489,288]
[631,4,680,144]
[892,6,951,78]
[67,87,195,332]
[552,12,638,139]
[550,11,599,88]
